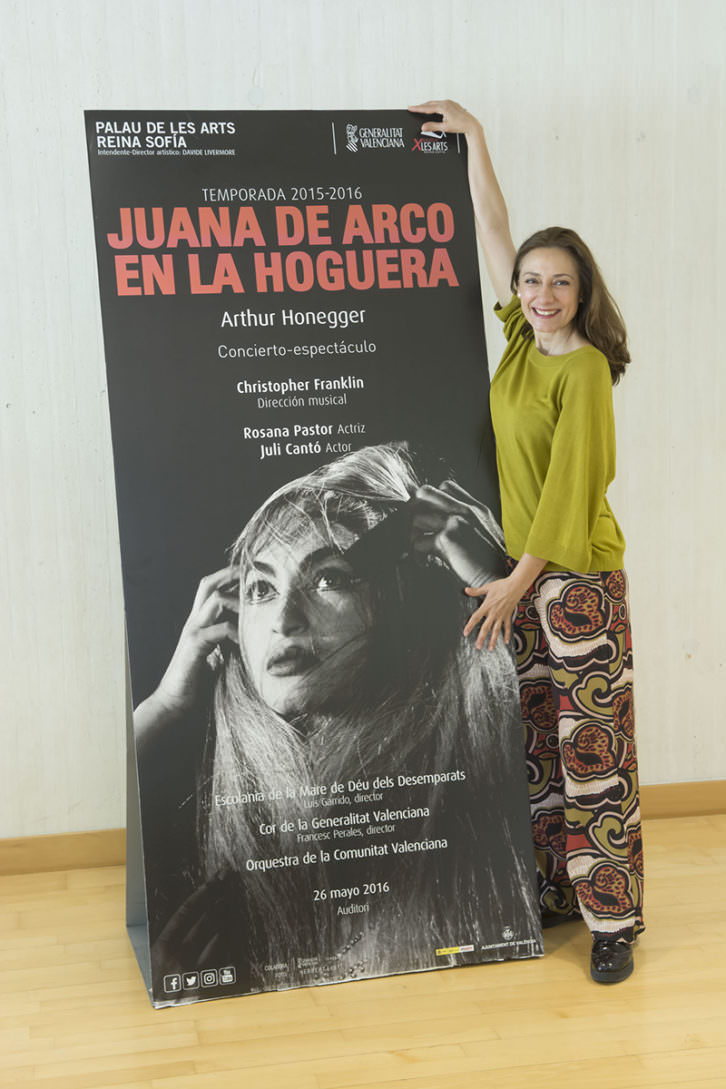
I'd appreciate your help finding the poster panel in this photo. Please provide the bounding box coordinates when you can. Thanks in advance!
[85,110,543,1007]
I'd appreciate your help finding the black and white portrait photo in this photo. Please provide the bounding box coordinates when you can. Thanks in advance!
[135,442,541,999]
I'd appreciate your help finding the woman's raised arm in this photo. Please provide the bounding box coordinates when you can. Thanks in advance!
[408,100,516,306]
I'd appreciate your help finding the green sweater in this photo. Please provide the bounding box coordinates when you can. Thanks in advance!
[490,296,625,573]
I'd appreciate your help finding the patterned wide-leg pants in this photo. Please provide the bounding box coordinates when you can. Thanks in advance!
[513,568,645,942]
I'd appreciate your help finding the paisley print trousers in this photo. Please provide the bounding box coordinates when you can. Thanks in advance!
[512,568,644,942]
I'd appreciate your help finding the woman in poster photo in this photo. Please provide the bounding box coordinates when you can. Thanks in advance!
[135,442,540,994]
[409,101,644,984]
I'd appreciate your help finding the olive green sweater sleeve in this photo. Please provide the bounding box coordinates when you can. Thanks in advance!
[523,354,623,571]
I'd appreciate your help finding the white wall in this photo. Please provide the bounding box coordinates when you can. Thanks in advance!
[1,0,724,837]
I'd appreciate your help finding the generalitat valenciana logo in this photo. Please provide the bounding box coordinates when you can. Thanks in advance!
[345,123,405,151]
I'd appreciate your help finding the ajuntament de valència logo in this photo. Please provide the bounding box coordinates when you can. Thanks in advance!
[345,123,405,151]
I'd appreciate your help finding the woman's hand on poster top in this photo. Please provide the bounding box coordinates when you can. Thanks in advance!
[464,553,548,651]
[407,99,479,137]
[411,481,506,588]
[134,567,239,743]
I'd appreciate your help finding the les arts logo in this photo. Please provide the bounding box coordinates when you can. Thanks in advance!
[412,131,448,154]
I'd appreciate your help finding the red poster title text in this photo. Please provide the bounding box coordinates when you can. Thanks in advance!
[105,203,459,295]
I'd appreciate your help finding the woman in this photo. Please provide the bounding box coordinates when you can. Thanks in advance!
[135,443,541,998]
[409,101,644,984]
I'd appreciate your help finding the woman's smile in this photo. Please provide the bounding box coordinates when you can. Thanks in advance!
[517,246,583,353]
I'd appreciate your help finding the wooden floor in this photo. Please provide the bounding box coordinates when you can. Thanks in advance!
[1,815,725,1089]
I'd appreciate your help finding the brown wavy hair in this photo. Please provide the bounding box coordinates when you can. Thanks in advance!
[511,227,630,384]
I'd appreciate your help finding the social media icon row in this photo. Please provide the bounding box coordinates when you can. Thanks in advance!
[163,966,236,993]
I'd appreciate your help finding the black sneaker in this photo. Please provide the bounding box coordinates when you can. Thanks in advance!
[590,938,634,984]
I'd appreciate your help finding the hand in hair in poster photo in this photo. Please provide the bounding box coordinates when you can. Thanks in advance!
[134,443,539,996]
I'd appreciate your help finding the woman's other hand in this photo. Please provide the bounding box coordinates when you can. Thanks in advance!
[464,553,547,650]
[463,576,521,651]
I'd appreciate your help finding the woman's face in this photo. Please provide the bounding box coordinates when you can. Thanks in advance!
[517,247,581,340]
[239,521,373,717]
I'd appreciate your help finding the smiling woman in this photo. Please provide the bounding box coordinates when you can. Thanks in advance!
[409,99,642,986]
[511,226,630,381]
[516,251,582,346]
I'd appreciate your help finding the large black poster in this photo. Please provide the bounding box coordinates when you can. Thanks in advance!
[85,110,542,1007]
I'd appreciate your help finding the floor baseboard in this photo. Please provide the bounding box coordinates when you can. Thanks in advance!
[640,778,725,820]
[0,828,126,876]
